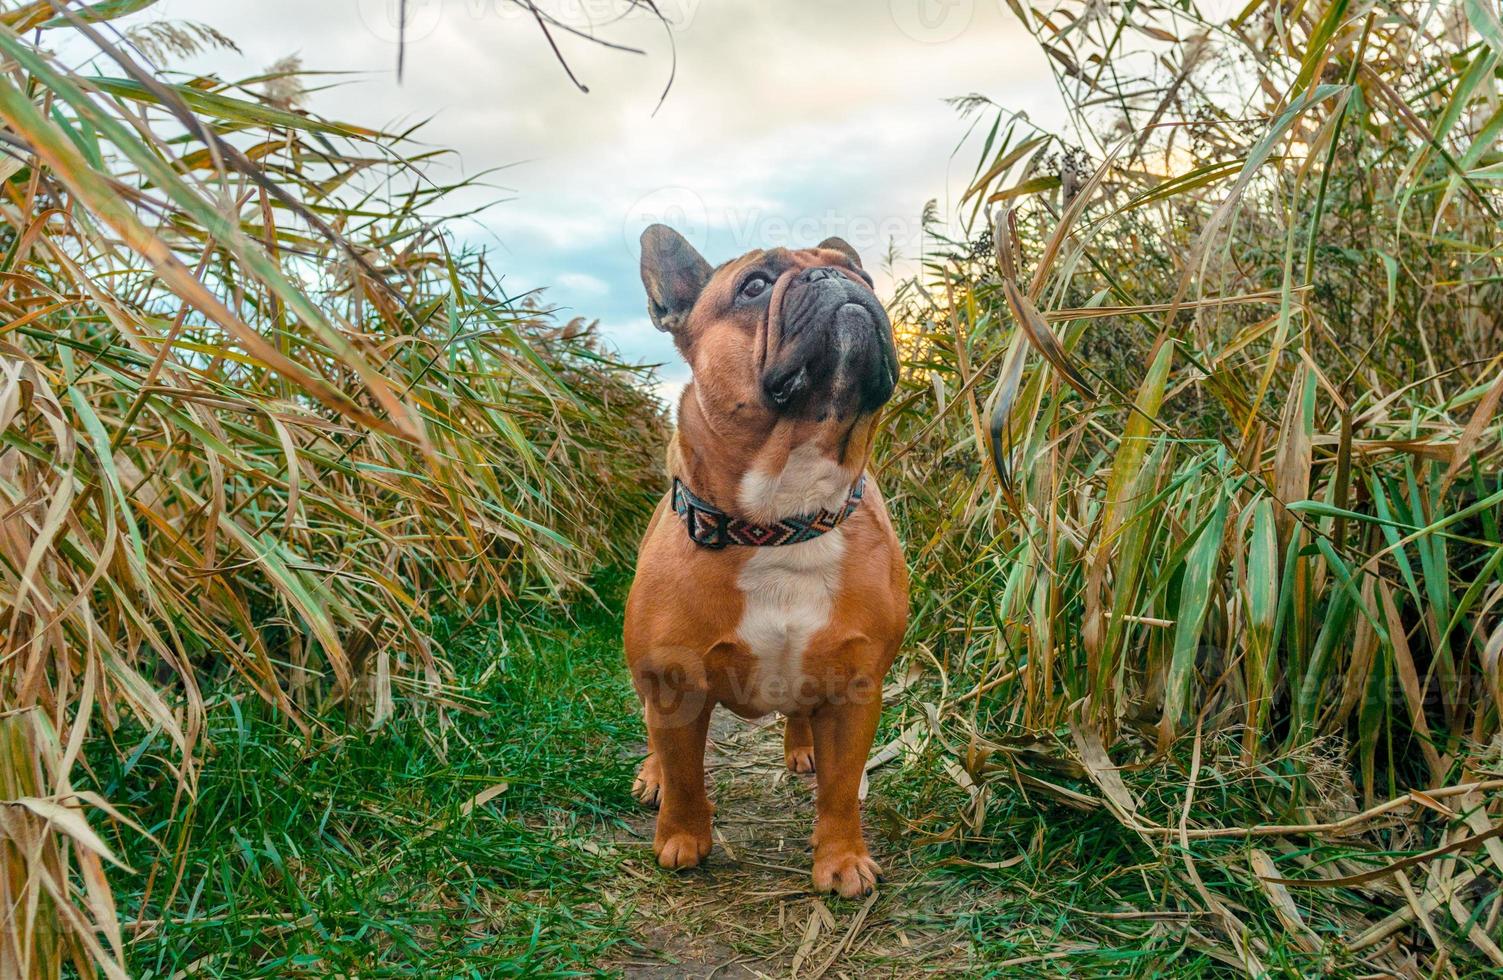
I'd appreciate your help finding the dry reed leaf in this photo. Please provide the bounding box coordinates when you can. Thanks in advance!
[865,721,926,774]
[1351,865,1483,951]
[1248,849,1321,953]
[1260,825,1503,888]
[1391,870,1451,963]
[804,890,880,980]
[999,276,1096,400]
[1456,791,1503,888]
[459,783,510,817]
[1446,890,1503,968]
[11,798,131,871]
[1180,730,1268,976]
[1069,719,1144,832]
[1439,368,1503,496]
[1380,583,1446,783]
[789,902,823,979]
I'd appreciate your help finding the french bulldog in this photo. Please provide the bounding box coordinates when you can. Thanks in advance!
[624,224,907,898]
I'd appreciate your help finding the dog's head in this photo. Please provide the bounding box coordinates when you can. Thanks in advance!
[639,224,898,437]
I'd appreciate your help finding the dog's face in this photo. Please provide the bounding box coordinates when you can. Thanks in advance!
[639,224,898,433]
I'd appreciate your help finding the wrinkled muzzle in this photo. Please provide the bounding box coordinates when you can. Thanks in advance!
[761,267,898,419]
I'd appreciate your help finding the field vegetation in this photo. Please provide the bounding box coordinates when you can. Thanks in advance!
[0,4,659,975]
[0,0,1500,976]
[879,0,1503,970]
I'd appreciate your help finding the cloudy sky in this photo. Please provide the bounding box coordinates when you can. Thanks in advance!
[128,0,1064,395]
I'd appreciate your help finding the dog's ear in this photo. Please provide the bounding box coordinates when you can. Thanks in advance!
[817,236,863,269]
[641,224,711,334]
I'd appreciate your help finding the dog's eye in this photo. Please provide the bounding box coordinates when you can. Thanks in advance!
[738,274,770,300]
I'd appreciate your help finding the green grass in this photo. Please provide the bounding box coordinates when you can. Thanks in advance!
[94,575,1486,977]
[101,580,646,978]
[875,735,1448,978]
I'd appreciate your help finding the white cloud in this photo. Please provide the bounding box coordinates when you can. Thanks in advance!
[555,271,610,295]
[137,0,1063,366]
[651,375,687,408]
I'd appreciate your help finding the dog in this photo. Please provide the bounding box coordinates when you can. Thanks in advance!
[624,224,908,898]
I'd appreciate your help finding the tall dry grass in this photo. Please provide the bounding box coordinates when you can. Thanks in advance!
[0,6,663,976]
[880,0,1502,968]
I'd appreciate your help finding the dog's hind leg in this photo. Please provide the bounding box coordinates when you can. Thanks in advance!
[633,715,663,806]
[783,715,815,773]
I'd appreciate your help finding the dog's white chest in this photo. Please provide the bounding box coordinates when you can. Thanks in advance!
[732,447,851,715]
[735,530,844,714]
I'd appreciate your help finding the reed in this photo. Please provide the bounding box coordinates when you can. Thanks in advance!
[878,0,1502,967]
[888,0,1502,784]
[0,7,663,975]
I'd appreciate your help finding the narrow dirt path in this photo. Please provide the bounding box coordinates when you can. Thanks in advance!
[607,712,986,978]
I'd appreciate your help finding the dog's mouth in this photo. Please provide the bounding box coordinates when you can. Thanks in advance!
[760,268,897,418]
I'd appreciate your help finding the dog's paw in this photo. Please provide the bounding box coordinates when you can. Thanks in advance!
[813,848,880,898]
[632,756,662,807]
[783,717,815,774]
[654,827,712,870]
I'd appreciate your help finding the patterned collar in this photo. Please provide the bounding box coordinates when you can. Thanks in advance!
[670,474,866,549]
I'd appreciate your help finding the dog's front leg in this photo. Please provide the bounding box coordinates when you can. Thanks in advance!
[809,685,883,897]
[644,700,714,869]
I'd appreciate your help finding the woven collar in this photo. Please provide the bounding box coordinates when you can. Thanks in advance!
[670,474,865,549]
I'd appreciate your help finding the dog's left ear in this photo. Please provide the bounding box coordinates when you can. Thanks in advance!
[817,236,863,269]
[641,224,712,335]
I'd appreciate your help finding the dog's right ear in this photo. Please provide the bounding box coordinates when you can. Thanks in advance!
[640,224,711,334]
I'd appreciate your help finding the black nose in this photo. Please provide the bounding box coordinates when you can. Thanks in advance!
[798,266,842,284]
